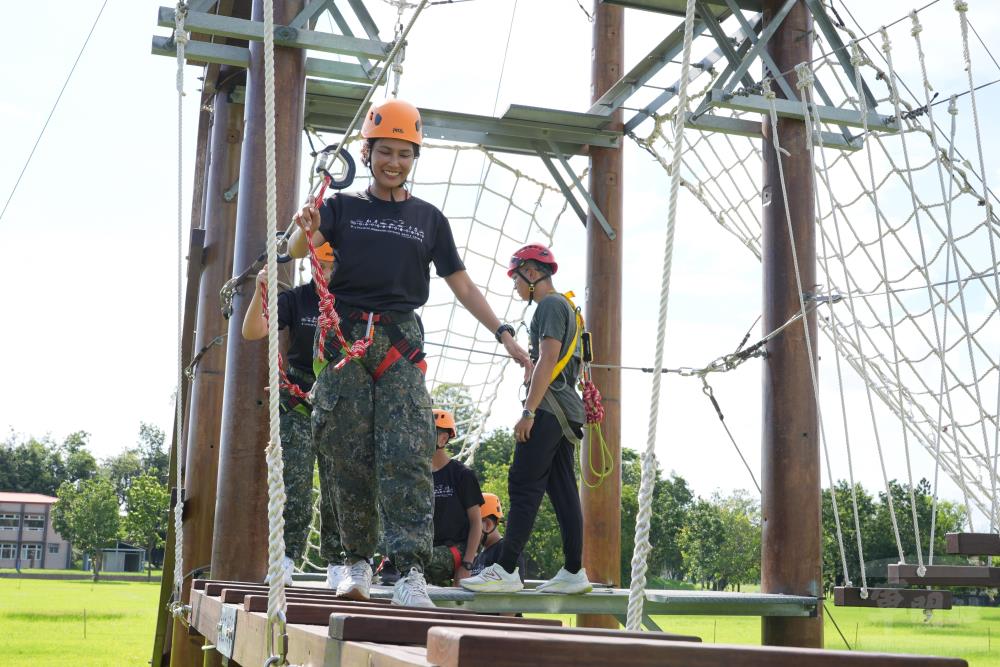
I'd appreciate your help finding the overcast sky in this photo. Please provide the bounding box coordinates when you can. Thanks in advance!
[2,1,999,537]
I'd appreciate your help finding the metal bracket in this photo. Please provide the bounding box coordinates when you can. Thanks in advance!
[223,178,239,202]
[534,140,617,241]
[215,604,238,660]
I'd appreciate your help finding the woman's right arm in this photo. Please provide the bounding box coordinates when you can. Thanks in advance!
[288,203,327,258]
[241,266,270,340]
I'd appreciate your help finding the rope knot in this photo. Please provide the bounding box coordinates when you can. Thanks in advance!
[761,77,776,100]
[954,0,968,12]
[794,62,815,91]
[879,27,892,55]
[850,43,867,68]
[909,11,923,36]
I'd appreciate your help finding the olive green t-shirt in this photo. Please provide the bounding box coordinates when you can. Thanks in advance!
[529,293,585,425]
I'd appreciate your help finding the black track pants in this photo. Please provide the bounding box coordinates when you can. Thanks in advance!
[498,409,583,574]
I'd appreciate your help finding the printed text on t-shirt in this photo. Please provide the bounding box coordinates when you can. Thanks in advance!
[350,217,426,242]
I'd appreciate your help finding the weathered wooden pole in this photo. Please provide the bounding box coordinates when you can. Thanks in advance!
[169,67,245,667]
[211,0,306,582]
[579,0,623,630]
[760,0,822,648]
[152,84,213,667]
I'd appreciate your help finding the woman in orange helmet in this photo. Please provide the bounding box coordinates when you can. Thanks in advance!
[287,99,530,608]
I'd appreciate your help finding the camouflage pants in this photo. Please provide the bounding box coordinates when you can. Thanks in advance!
[279,390,342,562]
[425,544,465,587]
[311,318,435,571]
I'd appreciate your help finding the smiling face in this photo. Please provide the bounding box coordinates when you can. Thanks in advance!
[368,138,415,195]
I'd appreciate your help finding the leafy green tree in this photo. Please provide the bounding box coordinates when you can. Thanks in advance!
[52,478,120,581]
[678,498,726,589]
[678,491,760,591]
[122,474,169,580]
[466,428,515,477]
[101,449,145,507]
[60,431,98,483]
[137,423,169,485]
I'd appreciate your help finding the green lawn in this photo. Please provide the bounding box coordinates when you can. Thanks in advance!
[0,567,162,580]
[0,578,160,666]
[2,577,998,666]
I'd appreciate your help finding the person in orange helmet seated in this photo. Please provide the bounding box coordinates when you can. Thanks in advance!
[242,245,346,589]
[470,493,525,582]
[287,99,531,608]
[424,409,484,587]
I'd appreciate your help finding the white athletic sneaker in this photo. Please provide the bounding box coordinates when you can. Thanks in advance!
[264,556,294,587]
[335,559,372,601]
[391,567,436,608]
[535,567,592,594]
[458,563,524,593]
[326,563,348,591]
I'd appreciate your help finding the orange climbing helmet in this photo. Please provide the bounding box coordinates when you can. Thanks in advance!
[480,493,504,520]
[315,242,335,262]
[507,244,558,277]
[361,99,423,146]
[433,409,457,439]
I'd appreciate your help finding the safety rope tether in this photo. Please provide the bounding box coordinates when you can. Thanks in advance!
[626,0,697,632]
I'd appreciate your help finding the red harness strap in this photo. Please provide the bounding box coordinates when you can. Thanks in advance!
[260,285,311,402]
[449,546,462,573]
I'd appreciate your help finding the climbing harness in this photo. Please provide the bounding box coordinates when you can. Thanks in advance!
[314,305,428,382]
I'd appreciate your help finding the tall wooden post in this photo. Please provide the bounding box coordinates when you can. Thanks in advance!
[579,0,623,630]
[211,0,306,582]
[760,0,822,648]
[169,68,245,667]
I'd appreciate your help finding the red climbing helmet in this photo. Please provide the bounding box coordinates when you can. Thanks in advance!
[507,244,558,278]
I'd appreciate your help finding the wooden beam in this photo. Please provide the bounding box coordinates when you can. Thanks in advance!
[888,564,1000,587]
[329,613,700,647]
[946,532,1000,556]
[251,601,563,626]
[833,587,952,610]
[425,627,968,667]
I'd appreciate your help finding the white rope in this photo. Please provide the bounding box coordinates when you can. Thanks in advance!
[848,43,908,565]
[910,11,969,553]
[879,27,925,573]
[626,0,697,632]
[261,0,288,662]
[794,64,853,592]
[172,0,189,608]
[955,0,1000,531]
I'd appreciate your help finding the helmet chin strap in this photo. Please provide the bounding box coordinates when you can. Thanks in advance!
[516,268,549,305]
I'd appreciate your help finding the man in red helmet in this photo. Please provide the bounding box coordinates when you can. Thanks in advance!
[460,244,592,595]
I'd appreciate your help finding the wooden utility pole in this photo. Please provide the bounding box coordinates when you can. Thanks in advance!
[151,88,213,667]
[211,0,306,582]
[760,0,822,648]
[169,67,245,667]
[580,0,623,630]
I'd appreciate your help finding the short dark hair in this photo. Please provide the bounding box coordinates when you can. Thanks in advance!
[521,259,553,277]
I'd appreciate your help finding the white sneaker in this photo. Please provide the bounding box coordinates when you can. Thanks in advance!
[264,556,294,587]
[459,563,523,593]
[536,567,592,594]
[326,563,348,590]
[392,567,436,608]
[335,559,372,601]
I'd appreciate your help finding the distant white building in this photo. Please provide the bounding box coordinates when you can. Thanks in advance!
[0,492,72,570]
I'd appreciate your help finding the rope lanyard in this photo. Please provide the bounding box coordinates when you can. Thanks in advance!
[626,0,697,633]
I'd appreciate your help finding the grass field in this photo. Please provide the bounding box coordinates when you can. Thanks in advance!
[0,577,160,666]
[0,568,162,580]
[2,577,1000,666]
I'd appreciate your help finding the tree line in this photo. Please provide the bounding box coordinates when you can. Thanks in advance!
[1,424,170,581]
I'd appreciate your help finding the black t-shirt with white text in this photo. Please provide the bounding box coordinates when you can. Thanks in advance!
[432,460,484,547]
[277,282,320,391]
[318,191,465,312]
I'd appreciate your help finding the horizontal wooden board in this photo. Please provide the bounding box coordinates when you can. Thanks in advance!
[946,532,1000,556]
[833,587,952,610]
[426,627,968,667]
[330,612,700,646]
[888,564,1000,587]
[250,599,563,626]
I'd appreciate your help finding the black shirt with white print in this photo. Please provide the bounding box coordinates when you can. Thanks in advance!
[432,459,484,547]
[318,191,465,312]
[277,282,320,392]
